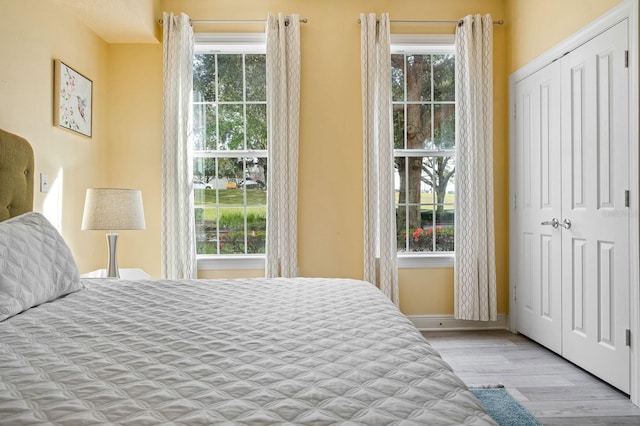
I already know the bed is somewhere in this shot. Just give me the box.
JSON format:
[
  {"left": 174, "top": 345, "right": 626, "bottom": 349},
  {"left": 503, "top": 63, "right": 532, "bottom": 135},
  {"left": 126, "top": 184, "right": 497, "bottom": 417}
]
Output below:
[{"left": 0, "top": 129, "right": 495, "bottom": 425}]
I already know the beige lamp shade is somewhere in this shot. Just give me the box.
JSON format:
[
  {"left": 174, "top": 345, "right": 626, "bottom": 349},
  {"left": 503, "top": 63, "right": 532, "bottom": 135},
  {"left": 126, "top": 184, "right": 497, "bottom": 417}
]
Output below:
[{"left": 81, "top": 188, "right": 146, "bottom": 231}]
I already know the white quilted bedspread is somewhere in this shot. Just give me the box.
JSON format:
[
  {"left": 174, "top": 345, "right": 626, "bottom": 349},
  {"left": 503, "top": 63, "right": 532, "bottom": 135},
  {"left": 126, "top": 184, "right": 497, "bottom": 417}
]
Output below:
[{"left": 0, "top": 278, "right": 496, "bottom": 425}]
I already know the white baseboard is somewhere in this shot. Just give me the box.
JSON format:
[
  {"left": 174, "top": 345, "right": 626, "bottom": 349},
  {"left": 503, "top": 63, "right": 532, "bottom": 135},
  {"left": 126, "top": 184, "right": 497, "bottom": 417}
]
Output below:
[{"left": 409, "top": 314, "right": 509, "bottom": 331}]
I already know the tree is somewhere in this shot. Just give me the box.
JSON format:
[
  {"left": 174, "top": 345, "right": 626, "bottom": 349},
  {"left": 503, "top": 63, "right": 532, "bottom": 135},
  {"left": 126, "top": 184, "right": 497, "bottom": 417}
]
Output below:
[
  {"left": 392, "top": 54, "right": 455, "bottom": 242},
  {"left": 193, "top": 53, "right": 268, "bottom": 185}
]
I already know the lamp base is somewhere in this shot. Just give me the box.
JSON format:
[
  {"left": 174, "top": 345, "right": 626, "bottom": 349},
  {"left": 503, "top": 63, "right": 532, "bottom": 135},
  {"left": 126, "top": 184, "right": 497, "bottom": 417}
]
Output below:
[{"left": 106, "top": 233, "right": 119, "bottom": 278}]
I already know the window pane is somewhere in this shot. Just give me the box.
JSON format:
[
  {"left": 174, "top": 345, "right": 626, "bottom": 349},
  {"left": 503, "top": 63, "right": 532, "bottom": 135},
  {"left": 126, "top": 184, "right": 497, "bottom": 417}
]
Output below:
[
  {"left": 427, "top": 148, "right": 455, "bottom": 209},
  {"left": 424, "top": 156, "right": 455, "bottom": 252},
  {"left": 193, "top": 157, "right": 217, "bottom": 188},
  {"left": 434, "top": 104, "right": 455, "bottom": 149},
  {"left": 195, "top": 206, "right": 218, "bottom": 254},
  {"left": 218, "top": 54, "right": 243, "bottom": 102},
  {"left": 391, "top": 54, "right": 405, "bottom": 102},
  {"left": 246, "top": 212, "right": 266, "bottom": 254},
  {"left": 393, "top": 105, "right": 405, "bottom": 149},
  {"left": 415, "top": 204, "right": 435, "bottom": 253},
  {"left": 193, "top": 54, "right": 217, "bottom": 102},
  {"left": 194, "top": 158, "right": 216, "bottom": 253},
  {"left": 397, "top": 227, "right": 409, "bottom": 253},
  {"left": 192, "top": 103, "right": 206, "bottom": 151},
  {"left": 246, "top": 54, "right": 266, "bottom": 102},
  {"left": 246, "top": 104, "right": 267, "bottom": 150},
  {"left": 218, "top": 208, "right": 245, "bottom": 254},
  {"left": 396, "top": 156, "right": 425, "bottom": 252},
  {"left": 218, "top": 157, "right": 243, "bottom": 183},
  {"left": 218, "top": 104, "right": 245, "bottom": 150},
  {"left": 244, "top": 157, "right": 267, "bottom": 254},
  {"left": 423, "top": 156, "right": 455, "bottom": 202},
  {"left": 433, "top": 54, "right": 455, "bottom": 102},
  {"left": 243, "top": 157, "right": 267, "bottom": 191},
  {"left": 406, "top": 104, "right": 432, "bottom": 149},
  {"left": 395, "top": 156, "right": 407, "bottom": 252},
  {"left": 434, "top": 205, "right": 454, "bottom": 252},
  {"left": 193, "top": 104, "right": 217, "bottom": 151},
  {"left": 406, "top": 54, "right": 431, "bottom": 102}
]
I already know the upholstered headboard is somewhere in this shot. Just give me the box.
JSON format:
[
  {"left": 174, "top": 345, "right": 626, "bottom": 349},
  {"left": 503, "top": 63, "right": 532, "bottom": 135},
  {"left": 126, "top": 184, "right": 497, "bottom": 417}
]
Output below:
[{"left": 0, "top": 129, "right": 34, "bottom": 222}]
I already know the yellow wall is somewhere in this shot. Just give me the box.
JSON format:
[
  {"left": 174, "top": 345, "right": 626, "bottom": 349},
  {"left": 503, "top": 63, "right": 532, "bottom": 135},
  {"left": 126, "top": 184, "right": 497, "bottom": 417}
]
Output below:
[
  {"left": 505, "top": 0, "right": 624, "bottom": 73},
  {"left": 106, "top": 45, "right": 163, "bottom": 276},
  {"left": 0, "top": 0, "right": 109, "bottom": 273}
]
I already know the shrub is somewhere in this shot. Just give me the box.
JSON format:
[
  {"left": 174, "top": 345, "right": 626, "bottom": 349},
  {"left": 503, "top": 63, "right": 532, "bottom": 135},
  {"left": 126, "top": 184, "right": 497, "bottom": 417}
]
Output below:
[
  {"left": 219, "top": 211, "right": 266, "bottom": 230},
  {"left": 398, "top": 225, "right": 455, "bottom": 252},
  {"left": 195, "top": 210, "right": 267, "bottom": 254},
  {"left": 219, "top": 230, "right": 266, "bottom": 254}
]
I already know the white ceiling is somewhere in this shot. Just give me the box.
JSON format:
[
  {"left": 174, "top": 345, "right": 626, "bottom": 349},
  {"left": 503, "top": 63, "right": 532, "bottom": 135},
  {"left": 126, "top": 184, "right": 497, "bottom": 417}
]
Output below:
[{"left": 55, "top": 0, "right": 160, "bottom": 44}]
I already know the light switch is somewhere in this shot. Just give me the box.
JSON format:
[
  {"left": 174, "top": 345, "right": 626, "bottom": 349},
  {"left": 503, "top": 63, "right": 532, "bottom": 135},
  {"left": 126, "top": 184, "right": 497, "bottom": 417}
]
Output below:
[{"left": 40, "top": 173, "right": 49, "bottom": 193}]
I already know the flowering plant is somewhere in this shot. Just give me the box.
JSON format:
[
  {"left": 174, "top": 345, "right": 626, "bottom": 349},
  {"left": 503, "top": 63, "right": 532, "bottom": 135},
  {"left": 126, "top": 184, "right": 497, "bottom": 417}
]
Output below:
[{"left": 399, "top": 225, "right": 455, "bottom": 252}]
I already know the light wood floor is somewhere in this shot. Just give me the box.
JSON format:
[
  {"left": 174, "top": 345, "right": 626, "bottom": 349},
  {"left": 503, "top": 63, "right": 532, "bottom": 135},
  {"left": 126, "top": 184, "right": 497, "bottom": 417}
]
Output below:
[{"left": 421, "top": 330, "right": 640, "bottom": 426}]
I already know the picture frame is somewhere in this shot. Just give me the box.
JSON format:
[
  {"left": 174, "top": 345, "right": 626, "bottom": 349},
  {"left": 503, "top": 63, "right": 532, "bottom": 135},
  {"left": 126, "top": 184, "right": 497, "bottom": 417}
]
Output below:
[{"left": 53, "top": 59, "right": 93, "bottom": 138}]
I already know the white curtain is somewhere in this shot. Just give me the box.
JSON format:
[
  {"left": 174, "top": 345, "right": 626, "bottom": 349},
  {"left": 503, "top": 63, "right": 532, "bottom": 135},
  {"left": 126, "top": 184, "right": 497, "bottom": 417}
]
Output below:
[
  {"left": 265, "top": 13, "right": 300, "bottom": 278},
  {"left": 454, "top": 14, "right": 497, "bottom": 321},
  {"left": 161, "top": 12, "right": 196, "bottom": 279},
  {"left": 360, "top": 13, "right": 399, "bottom": 305}
]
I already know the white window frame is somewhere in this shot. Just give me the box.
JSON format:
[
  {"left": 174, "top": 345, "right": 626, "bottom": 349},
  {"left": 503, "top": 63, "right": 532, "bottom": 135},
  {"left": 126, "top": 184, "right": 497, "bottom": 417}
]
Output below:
[
  {"left": 194, "top": 33, "right": 267, "bottom": 271},
  {"left": 391, "top": 34, "right": 456, "bottom": 269}
]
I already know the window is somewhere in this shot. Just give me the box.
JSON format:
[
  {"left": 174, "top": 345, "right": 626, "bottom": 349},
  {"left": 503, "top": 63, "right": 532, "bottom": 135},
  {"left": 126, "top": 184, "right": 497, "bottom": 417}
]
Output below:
[
  {"left": 192, "top": 35, "right": 267, "bottom": 263},
  {"left": 391, "top": 36, "right": 455, "bottom": 264}
]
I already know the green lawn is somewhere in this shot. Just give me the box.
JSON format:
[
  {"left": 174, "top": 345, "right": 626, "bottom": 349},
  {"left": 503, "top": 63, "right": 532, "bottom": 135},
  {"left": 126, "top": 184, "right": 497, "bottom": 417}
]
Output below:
[
  {"left": 194, "top": 188, "right": 266, "bottom": 205},
  {"left": 201, "top": 207, "right": 266, "bottom": 221},
  {"left": 194, "top": 188, "right": 455, "bottom": 220},
  {"left": 195, "top": 188, "right": 266, "bottom": 221}
]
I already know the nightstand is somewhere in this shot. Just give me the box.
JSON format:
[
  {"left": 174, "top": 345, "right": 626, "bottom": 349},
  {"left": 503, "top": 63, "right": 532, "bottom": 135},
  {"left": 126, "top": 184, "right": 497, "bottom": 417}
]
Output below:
[{"left": 80, "top": 268, "right": 151, "bottom": 280}]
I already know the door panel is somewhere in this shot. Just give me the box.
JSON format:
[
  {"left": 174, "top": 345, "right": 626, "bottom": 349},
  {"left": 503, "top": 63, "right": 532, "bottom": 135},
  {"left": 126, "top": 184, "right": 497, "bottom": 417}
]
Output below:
[
  {"left": 515, "top": 61, "right": 562, "bottom": 353},
  {"left": 560, "top": 19, "right": 630, "bottom": 393},
  {"left": 570, "top": 238, "right": 587, "bottom": 335}
]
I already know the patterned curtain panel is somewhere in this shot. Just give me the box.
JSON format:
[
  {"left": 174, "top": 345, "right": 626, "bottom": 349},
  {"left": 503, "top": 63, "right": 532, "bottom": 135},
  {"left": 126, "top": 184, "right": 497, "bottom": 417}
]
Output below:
[
  {"left": 161, "top": 13, "right": 196, "bottom": 279},
  {"left": 265, "top": 13, "right": 301, "bottom": 278},
  {"left": 360, "top": 13, "right": 399, "bottom": 305},
  {"left": 454, "top": 14, "right": 497, "bottom": 321}
]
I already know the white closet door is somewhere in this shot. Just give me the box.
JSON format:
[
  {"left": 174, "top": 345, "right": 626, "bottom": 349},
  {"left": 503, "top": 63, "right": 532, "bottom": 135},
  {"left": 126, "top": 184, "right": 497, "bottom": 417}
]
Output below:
[
  {"left": 560, "top": 19, "right": 630, "bottom": 393},
  {"left": 514, "top": 61, "right": 563, "bottom": 353}
]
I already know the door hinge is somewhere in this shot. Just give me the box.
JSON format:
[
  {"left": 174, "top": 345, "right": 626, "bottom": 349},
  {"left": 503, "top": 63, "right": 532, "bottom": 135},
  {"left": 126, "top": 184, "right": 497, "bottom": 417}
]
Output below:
[
  {"left": 625, "top": 50, "right": 629, "bottom": 68},
  {"left": 625, "top": 190, "right": 630, "bottom": 207},
  {"left": 626, "top": 329, "right": 631, "bottom": 347}
]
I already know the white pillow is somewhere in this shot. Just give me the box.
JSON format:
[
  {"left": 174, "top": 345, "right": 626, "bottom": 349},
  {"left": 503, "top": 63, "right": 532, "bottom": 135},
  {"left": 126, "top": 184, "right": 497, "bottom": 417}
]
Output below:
[{"left": 0, "top": 212, "right": 82, "bottom": 321}]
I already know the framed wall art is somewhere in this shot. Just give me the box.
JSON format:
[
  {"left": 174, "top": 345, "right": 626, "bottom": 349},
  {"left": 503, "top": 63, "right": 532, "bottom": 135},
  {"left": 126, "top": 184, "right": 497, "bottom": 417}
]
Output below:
[{"left": 53, "top": 59, "right": 93, "bottom": 138}]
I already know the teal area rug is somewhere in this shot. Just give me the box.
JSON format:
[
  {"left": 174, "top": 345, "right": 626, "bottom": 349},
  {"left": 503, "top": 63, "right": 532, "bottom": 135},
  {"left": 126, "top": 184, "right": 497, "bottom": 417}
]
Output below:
[{"left": 470, "top": 386, "right": 541, "bottom": 426}]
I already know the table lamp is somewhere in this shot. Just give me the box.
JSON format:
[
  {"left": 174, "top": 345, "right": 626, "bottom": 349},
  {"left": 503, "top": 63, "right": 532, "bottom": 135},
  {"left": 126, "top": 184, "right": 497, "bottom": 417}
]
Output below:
[{"left": 81, "top": 188, "right": 146, "bottom": 278}]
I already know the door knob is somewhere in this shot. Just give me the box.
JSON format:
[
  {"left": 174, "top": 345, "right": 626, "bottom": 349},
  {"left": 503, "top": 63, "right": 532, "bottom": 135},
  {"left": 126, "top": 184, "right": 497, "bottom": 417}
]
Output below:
[
  {"left": 559, "top": 219, "right": 571, "bottom": 229},
  {"left": 541, "top": 218, "right": 559, "bottom": 228}
]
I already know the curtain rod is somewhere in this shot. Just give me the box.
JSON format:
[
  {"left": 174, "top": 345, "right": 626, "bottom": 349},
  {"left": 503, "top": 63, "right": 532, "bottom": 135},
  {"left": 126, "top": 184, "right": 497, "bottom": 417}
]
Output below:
[
  {"left": 357, "top": 18, "right": 504, "bottom": 26},
  {"left": 158, "top": 17, "right": 308, "bottom": 25}
]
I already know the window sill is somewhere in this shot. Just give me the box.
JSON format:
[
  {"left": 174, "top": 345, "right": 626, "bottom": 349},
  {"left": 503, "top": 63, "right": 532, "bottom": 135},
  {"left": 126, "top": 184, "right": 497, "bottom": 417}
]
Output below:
[
  {"left": 197, "top": 255, "right": 265, "bottom": 271},
  {"left": 398, "top": 253, "right": 454, "bottom": 269},
  {"left": 197, "top": 254, "right": 453, "bottom": 270}
]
